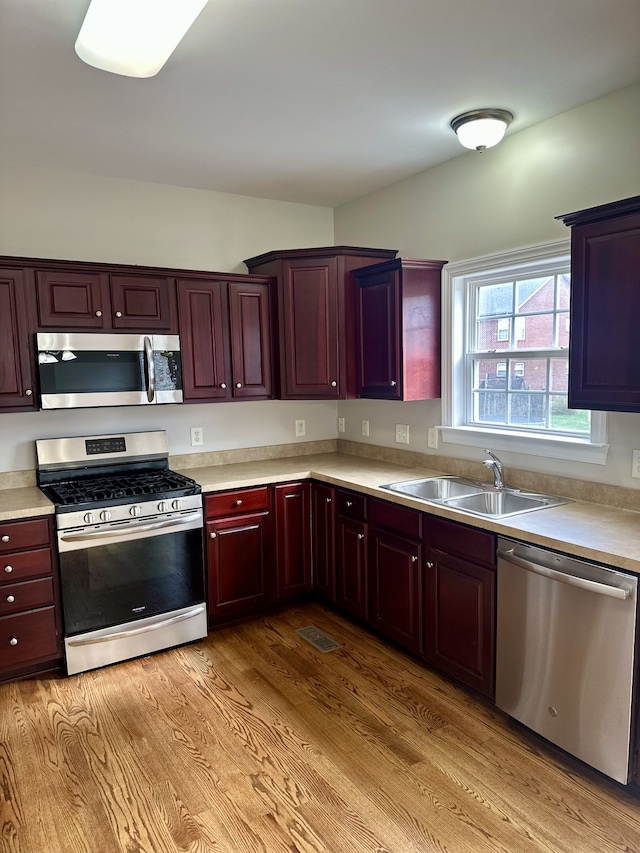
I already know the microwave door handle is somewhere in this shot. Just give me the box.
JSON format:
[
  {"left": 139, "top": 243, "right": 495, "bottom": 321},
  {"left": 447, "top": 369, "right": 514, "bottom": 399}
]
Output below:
[{"left": 144, "top": 336, "right": 155, "bottom": 402}]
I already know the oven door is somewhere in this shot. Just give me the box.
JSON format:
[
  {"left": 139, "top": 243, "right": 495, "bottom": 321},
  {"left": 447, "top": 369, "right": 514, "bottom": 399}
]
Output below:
[{"left": 57, "top": 511, "right": 204, "bottom": 638}]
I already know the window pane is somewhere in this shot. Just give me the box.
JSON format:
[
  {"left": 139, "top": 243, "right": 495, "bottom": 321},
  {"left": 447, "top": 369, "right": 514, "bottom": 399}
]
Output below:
[
  {"left": 508, "top": 392, "right": 546, "bottom": 428},
  {"left": 516, "top": 277, "right": 549, "bottom": 311},
  {"left": 477, "top": 317, "right": 510, "bottom": 349},
  {"left": 515, "top": 312, "right": 554, "bottom": 348},
  {"left": 474, "top": 357, "right": 508, "bottom": 390},
  {"left": 473, "top": 389, "right": 507, "bottom": 425},
  {"left": 550, "top": 395, "right": 590, "bottom": 434},
  {"left": 550, "top": 358, "right": 569, "bottom": 393},
  {"left": 478, "top": 283, "right": 512, "bottom": 317},
  {"left": 514, "top": 359, "right": 547, "bottom": 391},
  {"left": 557, "top": 274, "right": 571, "bottom": 309},
  {"left": 558, "top": 313, "right": 570, "bottom": 348}
]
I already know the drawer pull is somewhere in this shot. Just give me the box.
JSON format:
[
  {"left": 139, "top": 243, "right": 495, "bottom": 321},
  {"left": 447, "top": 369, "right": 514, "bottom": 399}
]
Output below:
[
  {"left": 209, "top": 531, "right": 217, "bottom": 539},
  {"left": 6, "top": 595, "right": 15, "bottom": 603},
  {"left": 95, "top": 310, "right": 102, "bottom": 317},
  {"left": 357, "top": 533, "right": 365, "bottom": 540},
  {"left": 1, "top": 535, "right": 9, "bottom": 543},
  {"left": 25, "top": 389, "right": 33, "bottom": 396},
  {"left": 4, "top": 565, "right": 13, "bottom": 573},
  {"left": 326, "top": 497, "right": 332, "bottom": 504},
  {"left": 390, "top": 380, "right": 397, "bottom": 387},
  {"left": 220, "top": 383, "right": 227, "bottom": 389},
  {"left": 234, "top": 499, "right": 243, "bottom": 506},
  {"left": 411, "top": 556, "right": 418, "bottom": 563},
  {"left": 346, "top": 501, "right": 353, "bottom": 508},
  {"left": 236, "top": 383, "right": 242, "bottom": 389},
  {"left": 115, "top": 311, "right": 123, "bottom": 317},
  {"left": 9, "top": 638, "right": 18, "bottom": 646},
  {"left": 426, "top": 561, "right": 434, "bottom": 568}
]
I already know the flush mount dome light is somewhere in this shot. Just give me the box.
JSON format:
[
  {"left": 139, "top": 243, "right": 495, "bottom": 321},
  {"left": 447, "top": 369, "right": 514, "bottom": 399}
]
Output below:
[
  {"left": 75, "top": 0, "right": 209, "bottom": 78},
  {"left": 450, "top": 109, "right": 514, "bottom": 152}
]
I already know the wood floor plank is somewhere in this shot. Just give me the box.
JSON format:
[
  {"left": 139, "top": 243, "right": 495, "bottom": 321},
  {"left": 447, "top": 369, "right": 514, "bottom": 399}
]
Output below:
[{"left": 2, "top": 602, "right": 640, "bottom": 853}]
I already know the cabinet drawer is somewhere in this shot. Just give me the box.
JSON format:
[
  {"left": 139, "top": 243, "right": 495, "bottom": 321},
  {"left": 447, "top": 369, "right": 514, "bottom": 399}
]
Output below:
[
  {"left": 336, "top": 489, "right": 367, "bottom": 520},
  {"left": 369, "top": 498, "right": 421, "bottom": 539},
  {"left": 0, "top": 607, "right": 58, "bottom": 666},
  {"left": 0, "top": 577, "right": 55, "bottom": 616},
  {"left": 0, "top": 518, "right": 51, "bottom": 554},
  {"left": 1, "top": 548, "right": 54, "bottom": 585},
  {"left": 427, "top": 517, "right": 496, "bottom": 568},
  {"left": 206, "top": 487, "right": 269, "bottom": 518}
]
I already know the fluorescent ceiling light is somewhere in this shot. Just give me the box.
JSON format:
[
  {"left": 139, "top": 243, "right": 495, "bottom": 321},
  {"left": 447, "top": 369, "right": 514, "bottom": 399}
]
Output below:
[
  {"left": 75, "top": 0, "right": 209, "bottom": 78},
  {"left": 450, "top": 109, "right": 514, "bottom": 152}
]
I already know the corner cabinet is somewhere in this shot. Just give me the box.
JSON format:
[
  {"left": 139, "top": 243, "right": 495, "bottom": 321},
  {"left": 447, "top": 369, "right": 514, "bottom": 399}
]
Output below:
[
  {"left": 244, "top": 246, "right": 397, "bottom": 399},
  {"left": 354, "top": 257, "right": 447, "bottom": 400},
  {"left": 274, "top": 482, "right": 311, "bottom": 600},
  {"left": 557, "top": 195, "right": 640, "bottom": 412},
  {"left": 177, "top": 275, "right": 273, "bottom": 402},
  {"left": 0, "top": 267, "right": 37, "bottom": 411}
]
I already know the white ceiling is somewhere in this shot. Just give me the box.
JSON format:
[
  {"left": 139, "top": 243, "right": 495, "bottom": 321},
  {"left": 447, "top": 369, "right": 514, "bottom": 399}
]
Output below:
[{"left": 1, "top": 0, "right": 639, "bottom": 207}]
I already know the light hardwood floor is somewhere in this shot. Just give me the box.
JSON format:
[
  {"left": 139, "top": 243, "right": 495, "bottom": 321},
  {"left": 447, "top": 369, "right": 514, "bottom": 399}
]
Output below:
[{"left": 1, "top": 603, "right": 639, "bottom": 852}]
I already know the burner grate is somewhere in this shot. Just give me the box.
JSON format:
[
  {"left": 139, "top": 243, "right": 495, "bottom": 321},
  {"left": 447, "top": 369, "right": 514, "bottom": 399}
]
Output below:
[{"left": 44, "top": 469, "right": 199, "bottom": 506}]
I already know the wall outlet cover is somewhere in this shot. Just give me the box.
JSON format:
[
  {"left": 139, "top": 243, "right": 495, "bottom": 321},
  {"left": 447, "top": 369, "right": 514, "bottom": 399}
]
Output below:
[
  {"left": 295, "top": 419, "right": 306, "bottom": 437},
  {"left": 632, "top": 450, "right": 640, "bottom": 479},
  {"left": 338, "top": 417, "right": 345, "bottom": 433},
  {"left": 190, "top": 427, "right": 204, "bottom": 447},
  {"left": 361, "top": 420, "right": 370, "bottom": 437},
  {"left": 428, "top": 428, "right": 439, "bottom": 449},
  {"left": 395, "top": 424, "right": 409, "bottom": 444}
]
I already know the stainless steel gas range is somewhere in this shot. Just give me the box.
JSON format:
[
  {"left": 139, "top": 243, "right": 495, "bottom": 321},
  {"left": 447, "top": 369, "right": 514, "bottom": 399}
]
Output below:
[{"left": 36, "top": 431, "right": 207, "bottom": 675}]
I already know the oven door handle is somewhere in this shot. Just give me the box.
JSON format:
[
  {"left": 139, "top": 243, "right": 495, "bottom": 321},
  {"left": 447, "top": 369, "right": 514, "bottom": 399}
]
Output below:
[
  {"left": 144, "top": 335, "right": 155, "bottom": 403},
  {"left": 66, "top": 605, "right": 206, "bottom": 647},
  {"left": 60, "top": 512, "right": 202, "bottom": 542}
]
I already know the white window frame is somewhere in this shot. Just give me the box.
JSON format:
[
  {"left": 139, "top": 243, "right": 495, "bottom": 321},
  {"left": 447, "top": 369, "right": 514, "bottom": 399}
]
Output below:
[{"left": 440, "top": 240, "right": 609, "bottom": 465}]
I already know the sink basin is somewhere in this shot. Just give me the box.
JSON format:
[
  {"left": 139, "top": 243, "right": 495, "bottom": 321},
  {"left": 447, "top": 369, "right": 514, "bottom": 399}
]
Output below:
[
  {"left": 380, "top": 476, "right": 572, "bottom": 518},
  {"left": 382, "top": 476, "right": 483, "bottom": 501}
]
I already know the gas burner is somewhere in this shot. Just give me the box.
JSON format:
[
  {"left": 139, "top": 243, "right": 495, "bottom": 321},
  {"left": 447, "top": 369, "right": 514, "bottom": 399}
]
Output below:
[{"left": 43, "top": 469, "right": 200, "bottom": 508}]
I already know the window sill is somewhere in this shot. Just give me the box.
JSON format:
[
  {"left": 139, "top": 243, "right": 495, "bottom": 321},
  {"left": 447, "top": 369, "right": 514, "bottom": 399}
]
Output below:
[{"left": 439, "top": 425, "right": 609, "bottom": 465}]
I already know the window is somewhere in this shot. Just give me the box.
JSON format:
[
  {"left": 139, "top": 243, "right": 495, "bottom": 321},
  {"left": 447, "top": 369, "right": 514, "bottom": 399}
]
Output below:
[{"left": 440, "top": 241, "right": 608, "bottom": 464}]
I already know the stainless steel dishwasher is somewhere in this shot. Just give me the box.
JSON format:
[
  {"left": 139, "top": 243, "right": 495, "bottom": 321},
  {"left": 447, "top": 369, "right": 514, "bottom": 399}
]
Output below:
[{"left": 496, "top": 537, "right": 638, "bottom": 784}]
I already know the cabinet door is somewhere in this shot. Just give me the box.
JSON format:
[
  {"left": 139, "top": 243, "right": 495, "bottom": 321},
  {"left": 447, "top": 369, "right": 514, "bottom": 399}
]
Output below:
[
  {"left": 228, "top": 281, "right": 273, "bottom": 399},
  {"left": 424, "top": 549, "right": 495, "bottom": 699},
  {"left": 569, "top": 212, "right": 640, "bottom": 411},
  {"left": 0, "top": 269, "right": 36, "bottom": 410},
  {"left": 336, "top": 516, "right": 368, "bottom": 621},
  {"left": 36, "top": 269, "right": 110, "bottom": 328},
  {"left": 178, "top": 279, "right": 231, "bottom": 401},
  {"left": 311, "top": 483, "right": 335, "bottom": 601},
  {"left": 369, "top": 529, "right": 421, "bottom": 654},
  {"left": 110, "top": 274, "right": 176, "bottom": 331},
  {"left": 206, "top": 512, "right": 272, "bottom": 625},
  {"left": 274, "top": 482, "right": 311, "bottom": 600},
  {"left": 281, "top": 258, "right": 340, "bottom": 398},
  {"left": 357, "top": 270, "right": 401, "bottom": 399}
]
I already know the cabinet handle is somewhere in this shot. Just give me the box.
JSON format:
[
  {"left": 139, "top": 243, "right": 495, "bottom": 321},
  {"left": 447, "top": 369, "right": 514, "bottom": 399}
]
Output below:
[
  {"left": 1, "top": 535, "right": 10, "bottom": 543},
  {"left": 236, "top": 383, "right": 242, "bottom": 388},
  {"left": 326, "top": 497, "right": 332, "bottom": 504},
  {"left": 389, "top": 380, "right": 397, "bottom": 387},
  {"left": 346, "top": 501, "right": 353, "bottom": 507},
  {"left": 25, "top": 389, "right": 33, "bottom": 396},
  {"left": 9, "top": 638, "right": 18, "bottom": 646},
  {"left": 95, "top": 310, "right": 102, "bottom": 317},
  {"left": 6, "top": 595, "right": 15, "bottom": 603},
  {"left": 234, "top": 499, "right": 243, "bottom": 506},
  {"left": 115, "top": 311, "right": 123, "bottom": 318},
  {"left": 331, "top": 381, "right": 337, "bottom": 387},
  {"left": 220, "top": 383, "right": 227, "bottom": 389},
  {"left": 357, "top": 533, "right": 364, "bottom": 540},
  {"left": 426, "top": 561, "right": 434, "bottom": 568},
  {"left": 4, "top": 566, "right": 12, "bottom": 573},
  {"left": 209, "top": 531, "right": 217, "bottom": 539},
  {"left": 411, "top": 556, "right": 418, "bottom": 563}
]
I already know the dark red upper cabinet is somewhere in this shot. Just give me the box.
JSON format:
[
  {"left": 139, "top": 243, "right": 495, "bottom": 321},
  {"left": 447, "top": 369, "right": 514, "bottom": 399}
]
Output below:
[
  {"left": 354, "top": 257, "right": 447, "bottom": 400},
  {"left": 35, "top": 269, "right": 110, "bottom": 328},
  {"left": 557, "top": 196, "right": 640, "bottom": 412},
  {"left": 228, "top": 280, "right": 272, "bottom": 399},
  {"left": 177, "top": 278, "right": 231, "bottom": 401},
  {"left": 244, "top": 247, "right": 397, "bottom": 399},
  {"left": 110, "top": 274, "right": 176, "bottom": 331},
  {"left": 0, "top": 268, "right": 37, "bottom": 410}
]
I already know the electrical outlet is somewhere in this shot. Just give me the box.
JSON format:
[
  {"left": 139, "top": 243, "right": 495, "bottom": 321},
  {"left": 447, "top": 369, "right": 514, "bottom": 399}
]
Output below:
[
  {"left": 632, "top": 450, "right": 640, "bottom": 479},
  {"left": 428, "top": 428, "right": 439, "bottom": 449},
  {"left": 338, "top": 417, "right": 345, "bottom": 433},
  {"left": 190, "top": 427, "right": 204, "bottom": 447},
  {"left": 361, "top": 420, "right": 369, "bottom": 437},
  {"left": 295, "top": 419, "right": 306, "bottom": 437},
  {"left": 395, "top": 423, "right": 410, "bottom": 445}
]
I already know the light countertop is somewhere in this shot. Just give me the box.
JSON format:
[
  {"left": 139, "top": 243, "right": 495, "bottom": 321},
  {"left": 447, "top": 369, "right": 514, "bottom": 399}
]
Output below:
[{"left": 3, "top": 452, "right": 640, "bottom": 575}]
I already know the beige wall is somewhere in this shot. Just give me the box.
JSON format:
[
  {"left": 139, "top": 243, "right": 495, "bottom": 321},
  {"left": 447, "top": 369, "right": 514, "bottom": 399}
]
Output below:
[
  {"left": 334, "top": 83, "right": 640, "bottom": 487},
  {"left": 0, "top": 164, "right": 335, "bottom": 472}
]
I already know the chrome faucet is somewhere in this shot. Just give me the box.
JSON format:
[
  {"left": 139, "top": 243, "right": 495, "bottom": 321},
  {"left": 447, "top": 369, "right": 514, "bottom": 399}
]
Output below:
[{"left": 483, "top": 449, "right": 504, "bottom": 489}]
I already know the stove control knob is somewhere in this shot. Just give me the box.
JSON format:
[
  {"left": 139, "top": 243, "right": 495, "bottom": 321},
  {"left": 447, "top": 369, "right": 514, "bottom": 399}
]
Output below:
[
  {"left": 129, "top": 505, "right": 142, "bottom": 517},
  {"left": 99, "top": 510, "right": 111, "bottom": 522},
  {"left": 171, "top": 499, "right": 182, "bottom": 510},
  {"left": 83, "top": 512, "right": 96, "bottom": 524},
  {"left": 158, "top": 501, "right": 168, "bottom": 512}
]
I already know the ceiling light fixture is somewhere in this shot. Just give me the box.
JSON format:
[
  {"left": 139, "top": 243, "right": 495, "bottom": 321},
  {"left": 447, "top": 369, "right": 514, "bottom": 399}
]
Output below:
[
  {"left": 450, "top": 109, "right": 514, "bottom": 152},
  {"left": 75, "top": 0, "right": 209, "bottom": 78}
]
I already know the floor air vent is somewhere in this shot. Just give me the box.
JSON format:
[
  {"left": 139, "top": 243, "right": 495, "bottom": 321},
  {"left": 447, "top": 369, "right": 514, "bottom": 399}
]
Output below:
[{"left": 296, "top": 625, "right": 342, "bottom": 653}]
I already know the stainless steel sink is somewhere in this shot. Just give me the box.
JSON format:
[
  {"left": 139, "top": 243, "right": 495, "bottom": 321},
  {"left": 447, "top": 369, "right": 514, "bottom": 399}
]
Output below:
[{"left": 380, "top": 476, "right": 572, "bottom": 518}]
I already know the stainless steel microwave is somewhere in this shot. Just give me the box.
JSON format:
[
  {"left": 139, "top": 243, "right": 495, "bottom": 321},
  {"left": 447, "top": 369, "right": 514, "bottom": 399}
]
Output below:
[{"left": 36, "top": 333, "right": 183, "bottom": 409}]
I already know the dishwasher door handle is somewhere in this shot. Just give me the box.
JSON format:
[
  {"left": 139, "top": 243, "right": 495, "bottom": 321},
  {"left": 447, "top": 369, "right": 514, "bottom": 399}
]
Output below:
[{"left": 497, "top": 547, "right": 630, "bottom": 600}]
